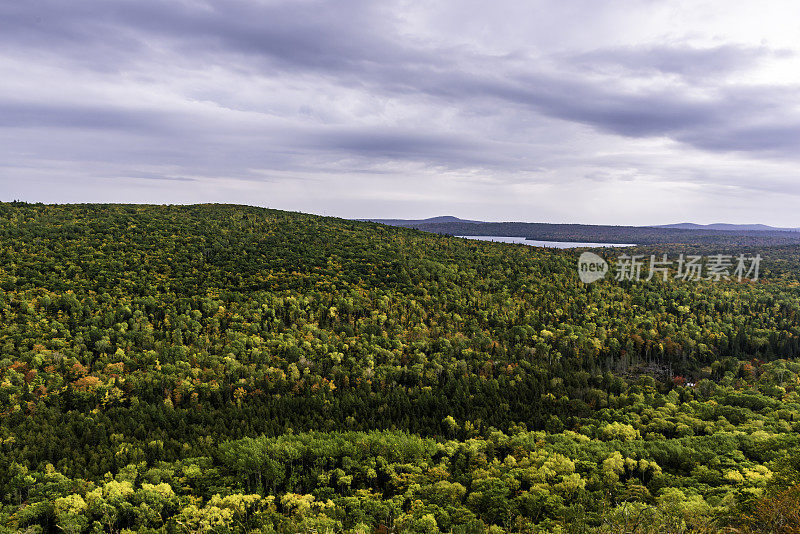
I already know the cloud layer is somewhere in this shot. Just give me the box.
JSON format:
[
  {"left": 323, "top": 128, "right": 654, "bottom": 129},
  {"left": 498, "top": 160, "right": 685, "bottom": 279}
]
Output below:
[{"left": 3, "top": 0, "right": 800, "bottom": 224}]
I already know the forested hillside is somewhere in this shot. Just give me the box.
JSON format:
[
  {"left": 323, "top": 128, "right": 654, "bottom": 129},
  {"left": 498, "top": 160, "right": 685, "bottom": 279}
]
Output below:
[{"left": 2, "top": 203, "right": 800, "bottom": 532}]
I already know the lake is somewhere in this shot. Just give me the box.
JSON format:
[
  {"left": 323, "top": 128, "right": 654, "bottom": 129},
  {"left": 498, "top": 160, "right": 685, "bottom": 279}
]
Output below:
[{"left": 456, "top": 235, "right": 636, "bottom": 248}]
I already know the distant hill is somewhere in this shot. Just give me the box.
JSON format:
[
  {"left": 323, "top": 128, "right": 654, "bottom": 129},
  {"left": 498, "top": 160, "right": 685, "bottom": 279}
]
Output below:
[
  {"left": 359, "top": 215, "right": 484, "bottom": 226},
  {"left": 654, "top": 223, "right": 800, "bottom": 232},
  {"left": 359, "top": 216, "right": 800, "bottom": 246},
  {"left": 361, "top": 217, "right": 800, "bottom": 233}
]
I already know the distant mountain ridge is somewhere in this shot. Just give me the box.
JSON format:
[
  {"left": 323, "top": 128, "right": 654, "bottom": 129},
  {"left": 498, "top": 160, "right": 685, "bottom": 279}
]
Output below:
[
  {"left": 359, "top": 216, "right": 484, "bottom": 225},
  {"left": 357, "top": 216, "right": 800, "bottom": 246},
  {"left": 654, "top": 222, "right": 800, "bottom": 232},
  {"left": 362, "top": 217, "right": 800, "bottom": 233}
]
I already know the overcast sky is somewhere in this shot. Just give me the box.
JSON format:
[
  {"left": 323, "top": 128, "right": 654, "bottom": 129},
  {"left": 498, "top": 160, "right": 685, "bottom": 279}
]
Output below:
[{"left": 3, "top": 0, "right": 800, "bottom": 225}]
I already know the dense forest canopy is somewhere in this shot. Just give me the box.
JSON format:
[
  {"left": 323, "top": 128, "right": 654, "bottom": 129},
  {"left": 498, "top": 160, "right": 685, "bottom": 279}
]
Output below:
[{"left": 2, "top": 203, "right": 800, "bottom": 533}]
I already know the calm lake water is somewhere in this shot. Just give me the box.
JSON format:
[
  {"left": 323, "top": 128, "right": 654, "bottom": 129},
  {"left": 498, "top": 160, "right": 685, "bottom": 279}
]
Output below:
[{"left": 456, "top": 236, "right": 636, "bottom": 248}]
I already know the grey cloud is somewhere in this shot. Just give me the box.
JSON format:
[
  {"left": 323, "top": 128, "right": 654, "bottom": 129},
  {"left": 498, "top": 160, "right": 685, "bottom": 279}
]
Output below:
[
  {"left": 3, "top": 0, "right": 800, "bottom": 222},
  {"left": 310, "top": 129, "right": 487, "bottom": 165},
  {"left": 566, "top": 44, "right": 791, "bottom": 78},
  {"left": 1, "top": 0, "right": 423, "bottom": 73},
  {"left": 0, "top": 102, "right": 173, "bottom": 132},
  {"left": 679, "top": 123, "right": 800, "bottom": 153},
  {"left": 120, "top": 171, "right": 197, "bottom": 182},
  {"left": 4, "top": 0, "right": 799, "bottom": 161}
]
